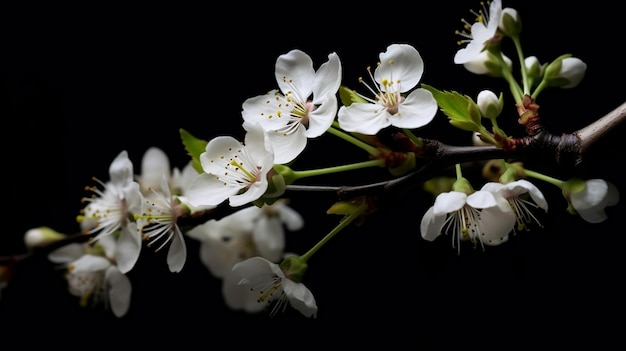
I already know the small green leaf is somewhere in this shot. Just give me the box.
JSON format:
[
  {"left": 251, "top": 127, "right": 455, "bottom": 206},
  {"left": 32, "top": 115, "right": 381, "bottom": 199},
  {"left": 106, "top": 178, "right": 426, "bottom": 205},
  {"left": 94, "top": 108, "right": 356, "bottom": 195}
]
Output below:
[
  {"left": 179, "top": 128, "right": 208, "bottom": 174},
  {"left": 339, "top": 86, "right": 367, "bottom": 107},
  {"left": 422, "top": 84, "right": 482, "bottom": 132}
]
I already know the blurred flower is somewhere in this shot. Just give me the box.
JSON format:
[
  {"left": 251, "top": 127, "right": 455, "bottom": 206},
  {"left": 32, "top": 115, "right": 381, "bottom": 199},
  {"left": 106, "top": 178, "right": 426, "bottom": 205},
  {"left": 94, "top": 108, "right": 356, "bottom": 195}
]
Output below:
[
  {"left": 48, "top": 235, "right": 132, "bottom": 318},
  {"left": 186, "top": 199, "right": 303, "bottom": 278},
  {"left": 222, "top": 256, "right": 317, "bottom": 318},
  {"left": 564, "top": 179, "right": 619, "bottom": 223},
  {"left": 24, "top": 226, "right": 66, "bottom": 250}
]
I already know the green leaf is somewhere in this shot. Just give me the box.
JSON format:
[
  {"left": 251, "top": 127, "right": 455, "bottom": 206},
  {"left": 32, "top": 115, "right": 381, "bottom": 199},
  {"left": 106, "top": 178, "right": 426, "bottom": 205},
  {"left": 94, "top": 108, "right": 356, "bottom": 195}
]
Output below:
[
  {"left": 422, "top": 84, "right": 482, "bottom": 132},
  {"left": 339, "top": 86, "right": 367, "bottom": 107},
  {"left": 179, "top": 128, "right": 208, "bottom": 174}
]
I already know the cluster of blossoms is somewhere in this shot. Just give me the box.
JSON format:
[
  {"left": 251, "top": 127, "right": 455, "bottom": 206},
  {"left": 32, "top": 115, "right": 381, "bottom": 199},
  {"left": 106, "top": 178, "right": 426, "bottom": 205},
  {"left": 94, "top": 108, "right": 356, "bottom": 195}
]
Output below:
[{"left": 4, "top": 0, "right": 620, "bottom": 318}]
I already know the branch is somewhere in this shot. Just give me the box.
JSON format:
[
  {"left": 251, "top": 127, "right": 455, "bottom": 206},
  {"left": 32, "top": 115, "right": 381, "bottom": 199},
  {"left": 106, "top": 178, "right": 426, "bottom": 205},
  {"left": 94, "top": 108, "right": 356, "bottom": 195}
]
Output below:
[
  {"left": 575, "top": 100, "right": 626, "bottom": 154},
  {"left": 286, "top": 99, "right": 626, "bottom": 202}
]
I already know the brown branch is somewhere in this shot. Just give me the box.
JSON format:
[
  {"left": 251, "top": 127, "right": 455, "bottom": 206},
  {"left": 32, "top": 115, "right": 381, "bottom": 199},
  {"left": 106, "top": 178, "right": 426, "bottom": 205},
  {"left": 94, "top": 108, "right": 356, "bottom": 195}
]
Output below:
[{"left": 575, "top": 100, "right": 626, "bottom": 154}]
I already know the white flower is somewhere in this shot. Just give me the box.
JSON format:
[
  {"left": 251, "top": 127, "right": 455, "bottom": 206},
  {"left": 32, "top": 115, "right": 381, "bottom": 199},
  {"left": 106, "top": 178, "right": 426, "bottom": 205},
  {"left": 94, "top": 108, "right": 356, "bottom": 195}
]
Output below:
[
  {"left": 242, "top": 49, "right": 342, "bottom": 164},
  {"left": 186, "top": 207, "right": 256, "bottom": 278},
  {"left": 454, "top": 0, "right": 503, "bottom": 64},
  {"left": 80, "top": 150, "right": 143, "bottom": 274},
  {"left": 186, "top": 199, "right": 303, "bottom": 278},
  {"left": 222, "top": 256, "right": 317, "bottom": 318},
  {"left": 48, "top": 235, "right": 132, "bottom": 318},
  {"left": 481, "top": 180, "right": 548, "bottom": 233},
  {"left": 186, "top": 122, "right": 275, "bottom": 208},
  {"left": 135, "top": 174, "right": 188, "bottom": 273},
  {"left": 568, "top": 179, "right": 619, "bottom": 223},
  {"left": 420, "top": 189, "right": 515, "bottom": 253},
  {"left": 337, "top": 43, "right": 437, "bottom": 135}
]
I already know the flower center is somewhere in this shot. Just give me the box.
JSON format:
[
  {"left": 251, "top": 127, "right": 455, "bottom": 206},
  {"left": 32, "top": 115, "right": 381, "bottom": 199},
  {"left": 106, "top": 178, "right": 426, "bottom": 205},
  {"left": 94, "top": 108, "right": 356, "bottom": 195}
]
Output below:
[{"left": 357, "top": 64, "right": 404, "bottom": 115}]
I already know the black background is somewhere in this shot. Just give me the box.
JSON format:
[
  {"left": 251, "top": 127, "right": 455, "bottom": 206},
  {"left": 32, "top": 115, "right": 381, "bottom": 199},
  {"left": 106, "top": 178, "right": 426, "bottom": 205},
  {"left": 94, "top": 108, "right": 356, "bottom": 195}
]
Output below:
[{"left": 2, "top": 1, "right": 625, "bottom": 348}]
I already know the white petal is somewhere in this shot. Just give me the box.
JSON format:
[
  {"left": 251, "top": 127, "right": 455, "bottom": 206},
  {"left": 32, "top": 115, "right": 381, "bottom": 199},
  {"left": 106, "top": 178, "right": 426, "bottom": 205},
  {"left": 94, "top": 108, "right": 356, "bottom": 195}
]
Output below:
[
  {"left": 278, "top": 205, "right": 304, "bottom": 231},
  {"left": 275, "top": 49, "right": 315, "bottom": 102},
  {"left": 433, "top": 192, "right": 467, "bottom": 215},
  {"left": 115, "top": 223, "right": 142, "bottom": 274},
  {"left": 337, "top": 103, "right": 392, "bottom": 135},
  {"left": 222, "top": 257, "right": 275, "bottom": 313},
  {"left": 312, "top": 52, "right": 342, "bottom": 100},
  {"left": 375, "top": 44, "right": 423, "bottom": 92},
  {"left": 282, "top": 279, "right": 318, "bottom": 318},
  {"left": 106, "top": 266, "right": 131, "bottom": 318},
  {"left": 140, "top": 147, "right": 170, "bottom": 191},
  {"left": 478, "top": 201, "right": 515, "bottom": 246},
  {"left": 187, "top": 173, "right": 238, "bottom": 207},
  {"left": 466, "top": 190, "right": 497, "bottom": 209},
  {"left": 242, "top": 92, "right": 291, "bottom": 130},
  {"left": 253, "top": 216, "right": 285, "bottom": 262},
  {"left": 420, "top": 206, "right": 446, "bottom": 241},
  {"left": 571, "top": 179, "right": 607, "bottom": 211},
  {"left": 512, "top": 179, "right": 548, "bottom": 211},
  {"left": 109, "top": 150, "right": 134, "bottom": 186},
  {"left": 390, "top": 89, "right": 437, "bottom": 129},
  {"left": 265, "top": 124, "right": 307, "bottom": 165},
  {"left": 71, "top": 254, "right": 111, "bottom": 272},
  {"left": 48, "top": 243, "right": 84, "bottom": 263},
  {"left": 243, "top": 121, "right": 274, "bottom": 161},
  {"left": 306, "top": 95, "right": 337, "bottom": 138},
  {"left": 167, "top": 228, "right": 186, "bottom": 273}
]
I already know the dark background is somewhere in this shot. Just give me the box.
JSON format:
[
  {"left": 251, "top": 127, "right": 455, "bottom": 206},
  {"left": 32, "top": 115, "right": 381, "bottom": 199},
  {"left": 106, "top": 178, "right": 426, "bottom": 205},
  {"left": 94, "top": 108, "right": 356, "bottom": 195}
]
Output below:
[{"left": 2, "top": 1, "right": 625, "bottom": 347}]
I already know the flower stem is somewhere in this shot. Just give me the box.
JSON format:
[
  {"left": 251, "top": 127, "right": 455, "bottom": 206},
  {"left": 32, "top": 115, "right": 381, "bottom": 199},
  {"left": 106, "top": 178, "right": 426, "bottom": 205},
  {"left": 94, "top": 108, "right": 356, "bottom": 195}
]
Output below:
[
  {"left": 327, "top": 124, "right": 379, "bottom": 155},
  {"left": 523, "top": 168, "right": 564, "bottom": 188},
  {"left": 288, "top": 159, "right": 386, "bottom": 182},
  {"left": 299, "top": 202, "right": 368, "bottom": 263}
]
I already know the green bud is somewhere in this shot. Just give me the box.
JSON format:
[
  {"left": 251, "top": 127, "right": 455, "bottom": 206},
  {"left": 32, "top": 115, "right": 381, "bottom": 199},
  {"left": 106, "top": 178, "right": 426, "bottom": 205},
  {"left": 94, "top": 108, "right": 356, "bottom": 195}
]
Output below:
[
  {"left": 272, "top": 164, "right": 298, "bottom": 185},
  {"left": 499, "top": 7, "right": 521, "bottom": 38},
  {"left": 452, "top": 177, "right": 474, "bottom": 195},
  {"left": 279, "top": 256, "right": 308, "bottom": 283},
  {"left": 524, "top": 56, "right": 545, "bottom": 89},
  {"left": 476, "top": 90, "right": 503, "bottom": 119}
]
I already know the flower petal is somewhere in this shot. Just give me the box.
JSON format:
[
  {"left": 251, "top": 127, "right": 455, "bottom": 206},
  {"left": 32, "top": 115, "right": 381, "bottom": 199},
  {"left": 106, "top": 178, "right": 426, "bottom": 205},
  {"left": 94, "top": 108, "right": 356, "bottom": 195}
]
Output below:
[
  {"left": 115, "top": 223, "right": 142, "bottom": 274},
  {"left": 282, "top": 279, "right": 318, "bottom": 318},
  {"left": 390, "top": 88, "right": 437, "bottom": 129},
  {"left": 376, "top": 44, "right": 423, "bottom": 92},
  {"left": 106, "top": 266, "right": 132, "bottom": 318},
  {"left": 337, "top": 103, "right": 391, "bottom": 135},
  {"left": 433, "top": 191, "right": 467, "bottom": 215}
]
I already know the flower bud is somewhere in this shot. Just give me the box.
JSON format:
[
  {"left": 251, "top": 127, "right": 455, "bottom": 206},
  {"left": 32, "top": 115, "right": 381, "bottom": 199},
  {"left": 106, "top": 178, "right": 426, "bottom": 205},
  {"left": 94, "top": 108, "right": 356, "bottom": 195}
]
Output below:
[
  {"left": 476, "top": 90, "right": 503, "bottom": 119},
  {"left": 463, "top": 50, "right": 512, "bottom": 77},
  {"left": 499, "top": 7, "right": 521, "bottom": 38},
  {"left": 524, "top": 56, "right": 545, "bottom": 88},
  {"left": 24, "top": 227, "right": 66, "bottom": 249},
  {"left": 543, "top": 55, "right": 587, "bottom": 88}
]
